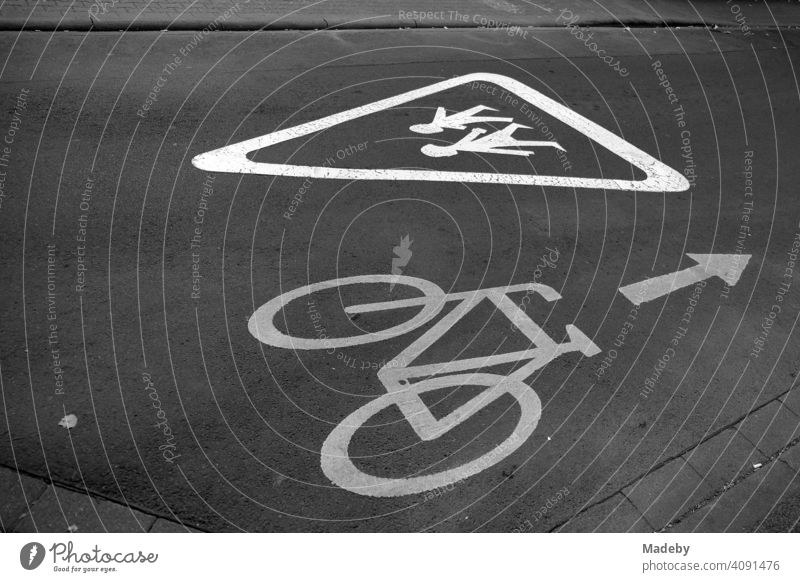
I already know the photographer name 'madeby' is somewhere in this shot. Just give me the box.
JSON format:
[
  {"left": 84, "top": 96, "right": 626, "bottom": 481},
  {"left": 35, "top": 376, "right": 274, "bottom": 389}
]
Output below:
[{"left": 643, "top": 543, "right": 690, "bottom": 557}]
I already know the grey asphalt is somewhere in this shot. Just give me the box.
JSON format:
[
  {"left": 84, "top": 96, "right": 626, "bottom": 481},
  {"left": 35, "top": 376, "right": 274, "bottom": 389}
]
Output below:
[{"left": 1, "top": 25, "right": 799, "bottom": 532}]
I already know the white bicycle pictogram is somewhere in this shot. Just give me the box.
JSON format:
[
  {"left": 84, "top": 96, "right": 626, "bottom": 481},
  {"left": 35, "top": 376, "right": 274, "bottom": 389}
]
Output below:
[{"left": 249, "top": 275, "right": 601, "bottom": 497}]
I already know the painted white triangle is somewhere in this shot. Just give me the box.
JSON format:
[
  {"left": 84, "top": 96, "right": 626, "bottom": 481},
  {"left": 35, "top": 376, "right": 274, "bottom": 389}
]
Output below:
[{"left": 192, "top": 72, "right": 690, "bottom": 193}]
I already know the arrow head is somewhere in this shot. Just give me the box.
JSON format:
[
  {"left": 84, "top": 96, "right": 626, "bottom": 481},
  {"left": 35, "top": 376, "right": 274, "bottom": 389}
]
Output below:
[{"left": 686, "top": 253, "right": 751, "bottom": 286}]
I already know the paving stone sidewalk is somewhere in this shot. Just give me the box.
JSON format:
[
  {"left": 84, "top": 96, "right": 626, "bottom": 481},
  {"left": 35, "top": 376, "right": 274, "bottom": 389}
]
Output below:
[
  {"left": 0, "top": 465, "right": 203, "bottom": 533},
  {"left": 556, "top": 385, "right": 800, "bottom": 533}
]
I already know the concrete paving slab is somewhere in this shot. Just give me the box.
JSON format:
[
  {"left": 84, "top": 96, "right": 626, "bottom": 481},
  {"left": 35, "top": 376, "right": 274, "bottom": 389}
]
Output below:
[
  {"left": 737, "top": 401, "right": 800, "bottom": 457},
  {"left": 754, "top": 466, "right": 800, "bottom": 532},
  {"left": 623, "top": 458, "right": 715, "bottom": 529},
  {"left": 683, "top": 429, "right": 767, "bottom": 491},
  {"left": 556, "top": 494, "right": 652, "bottom": 532},
  {"left": 669, "top": 461, "right": 800, "bottom": 532},
  {"left": 777, "top": 441, "right": 800, "bottom": 472},
  {"left": 11, "top": 486, "right": 156, "bottom": 533},
  {"left": 780, "top": 386, "right": 800, "bottom": 416},
  {"left": 0, "top": 466, "right": 48, "bottom": 532},
  {"left": 148, "top": 517, "right": 204, "bottom": 533}
]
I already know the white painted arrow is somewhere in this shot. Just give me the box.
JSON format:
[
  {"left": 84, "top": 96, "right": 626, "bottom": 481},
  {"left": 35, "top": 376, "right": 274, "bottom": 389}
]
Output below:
[{"left": 619, "top": 253, "right": 752, "bottom": 306}]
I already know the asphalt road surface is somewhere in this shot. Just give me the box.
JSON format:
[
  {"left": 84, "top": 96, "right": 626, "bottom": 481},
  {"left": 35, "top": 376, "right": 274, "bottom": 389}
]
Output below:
[{"left": 1, "top": 26, "right": 799, "bottom": 532}]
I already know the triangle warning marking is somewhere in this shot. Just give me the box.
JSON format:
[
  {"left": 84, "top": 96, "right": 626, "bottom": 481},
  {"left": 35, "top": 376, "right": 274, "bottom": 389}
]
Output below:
[{"left": 192, "top": 73, "right": 690, "bottom": 193}]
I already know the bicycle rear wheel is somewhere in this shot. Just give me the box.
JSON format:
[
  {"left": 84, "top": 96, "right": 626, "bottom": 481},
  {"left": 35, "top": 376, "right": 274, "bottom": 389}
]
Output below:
[{"left": 248, "top": 274, "right": 446, "bottom": 350}]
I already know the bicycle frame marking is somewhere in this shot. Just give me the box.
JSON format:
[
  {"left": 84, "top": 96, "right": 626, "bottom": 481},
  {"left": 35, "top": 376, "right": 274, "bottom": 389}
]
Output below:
[{"left": 249, "top": 275, "right": 601, "bottom": 497}]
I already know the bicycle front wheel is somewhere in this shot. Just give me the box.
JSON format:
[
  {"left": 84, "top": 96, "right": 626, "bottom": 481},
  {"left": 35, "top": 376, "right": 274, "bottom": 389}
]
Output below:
[{"left": 320, "top": 373, "right": 541, "bottom": 497}]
